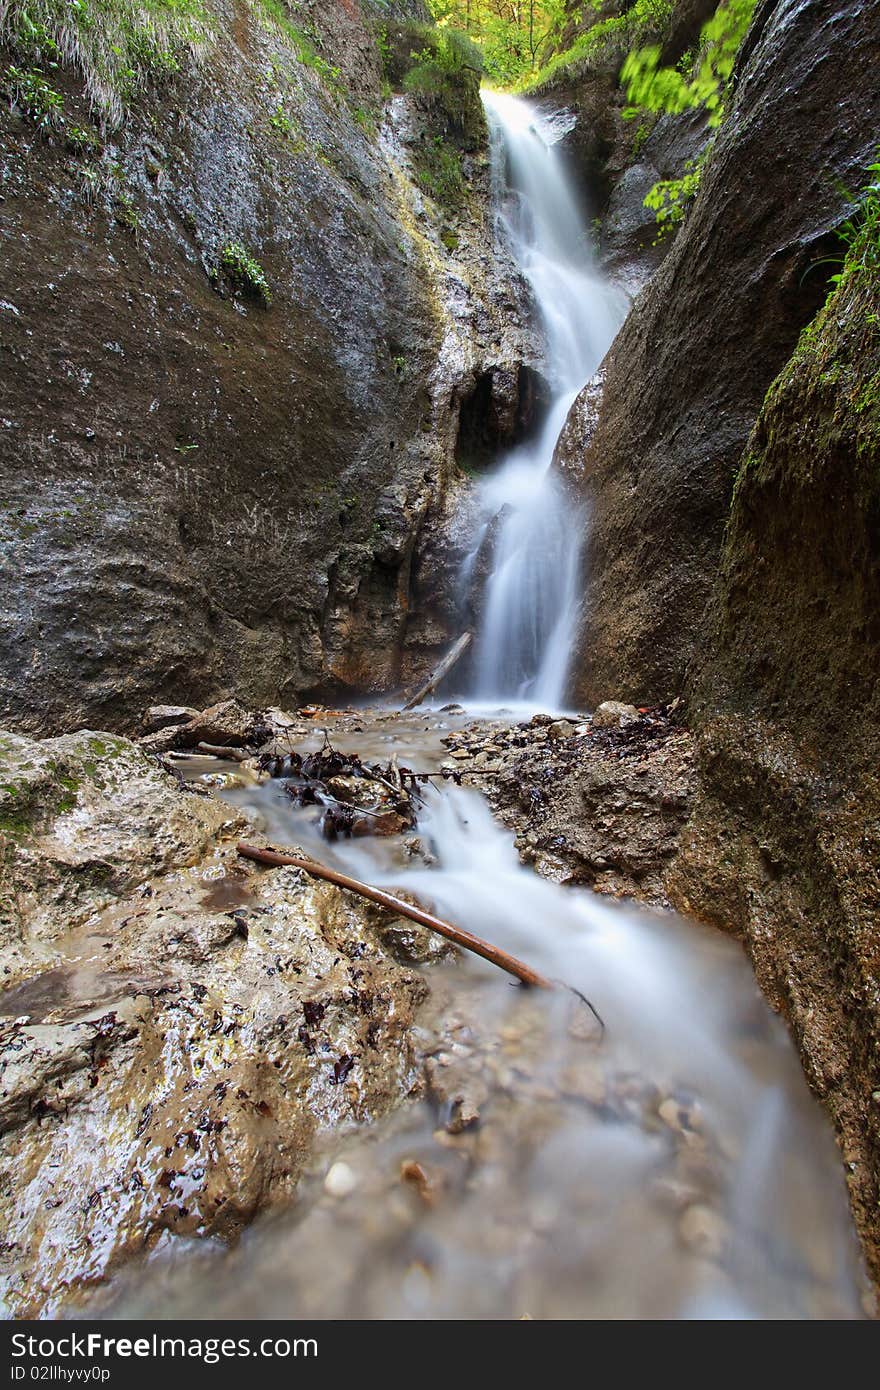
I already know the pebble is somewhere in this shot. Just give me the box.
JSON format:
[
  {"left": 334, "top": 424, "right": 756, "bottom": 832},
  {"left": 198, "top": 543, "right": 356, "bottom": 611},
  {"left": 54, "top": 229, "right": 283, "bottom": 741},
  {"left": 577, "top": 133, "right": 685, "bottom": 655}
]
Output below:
[
  {"left": 678, "top": 1203, "right": 728, "bottom": 1259},
  {"left": 547, "top": 720, "right": 576, "bottom": 741},
  {"left": 658, "top": 1096, "right": 702, "bottom": 1134},
  {"left": 323, "top": 1161, "right": 358, "bottom": 1199}
]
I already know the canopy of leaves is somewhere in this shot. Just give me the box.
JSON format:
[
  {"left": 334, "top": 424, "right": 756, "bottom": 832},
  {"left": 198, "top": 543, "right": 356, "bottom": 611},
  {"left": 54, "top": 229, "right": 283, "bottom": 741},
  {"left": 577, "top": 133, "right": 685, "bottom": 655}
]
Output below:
[{"left": 426, "top": 0, "right": 572, "bottom": 86}]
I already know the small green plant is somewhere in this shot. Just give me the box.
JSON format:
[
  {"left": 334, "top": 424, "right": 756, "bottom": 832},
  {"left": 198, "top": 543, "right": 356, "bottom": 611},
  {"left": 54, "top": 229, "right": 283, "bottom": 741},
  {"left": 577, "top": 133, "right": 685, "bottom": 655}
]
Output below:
[
  {"left": 216, "top": 241, "right": 272, "bottom": 306},
  {"left": 644, "top": 157, "right": 704, "bottom": 239},
  {"left": 415, "top": 135, "right": 465, "bottom": 212},
  {"left": 834, "top": 155, "right": 880, "bottom": 285},
  {"left": 114, "top": 191, "right": 141, "bottom": 236},
  {"left": 269, "top": 101, "right": 295, "bottom": 136},
  {"left": 630, "top": 114, "right": 656, "bottom": 158},
  {"left": 65, "top": 121, "right": 100, "bottom": 153},
  {"left": 1, "top": 0, "right": 213, "bottom": 125},
  {"left": 440, "top": 226, "right": 460, "bottom": 253},
  {"left": 4, "top": 64, "right": 64, "bottom": 129}
]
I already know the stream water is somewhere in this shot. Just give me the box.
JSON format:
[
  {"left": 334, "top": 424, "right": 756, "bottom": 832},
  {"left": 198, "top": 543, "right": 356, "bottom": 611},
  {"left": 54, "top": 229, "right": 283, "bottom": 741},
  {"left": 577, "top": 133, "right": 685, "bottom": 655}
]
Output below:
[
  {"left": 466, "top": 92, "right": 626, "bottom": 707},
  {"left": 97, "top": 709, "right": 867, "bottom": 1320}
]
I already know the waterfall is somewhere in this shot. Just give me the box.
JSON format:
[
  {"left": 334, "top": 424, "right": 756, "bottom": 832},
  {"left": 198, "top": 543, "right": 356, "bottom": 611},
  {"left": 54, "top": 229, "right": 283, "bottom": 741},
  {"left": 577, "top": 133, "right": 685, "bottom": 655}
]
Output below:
[{"left": 467, "top": 90, "right": 627, "bottom": 708}]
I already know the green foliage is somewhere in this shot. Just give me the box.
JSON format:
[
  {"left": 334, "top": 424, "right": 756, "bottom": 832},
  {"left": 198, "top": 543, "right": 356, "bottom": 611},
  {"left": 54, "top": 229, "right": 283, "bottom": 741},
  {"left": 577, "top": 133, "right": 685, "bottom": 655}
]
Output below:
[
  {"left": 3, "top": 63, "right": 64, "bottom": 129},
  {"left": 621, "top": 0, "right": 756, "bottom": 127},
  {"left": 644, "top": 155, "right": 704, "bottom": 238},
  {"left": 269, "top": 101, "right": 296, "bottom": 136},
  {"left": 401, "top": 26, "right": 483, "bottom": 139},
  {"left": 523, "top": 0, "right": 672, "bottom": 92},
  {"left": 427, "top": 1, "right": 571, "bottom": 87},
  {"left": 216, "top": 242, "right": 272, "bottom": 307},
  {"left": 834, "top": 154, "right": 880, "bottom": 287},
  {"left": 0, "top": 0, "right": 212, "bottom": 124},
  {"left": 113, "top": 191, "right": 141, "bottom": 236}
]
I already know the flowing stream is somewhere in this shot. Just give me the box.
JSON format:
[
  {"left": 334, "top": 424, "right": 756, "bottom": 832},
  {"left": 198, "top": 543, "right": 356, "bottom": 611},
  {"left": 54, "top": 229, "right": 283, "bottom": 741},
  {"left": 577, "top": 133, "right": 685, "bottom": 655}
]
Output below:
[
  {"left": 467, "top": 92, "right": 626, "bottom": 707},
  {"left": 94, "top": 96, "right": 866, "bottom": 1321},
  {"left": 98, "top": 710, "right": 866, "bottom": 1320}
]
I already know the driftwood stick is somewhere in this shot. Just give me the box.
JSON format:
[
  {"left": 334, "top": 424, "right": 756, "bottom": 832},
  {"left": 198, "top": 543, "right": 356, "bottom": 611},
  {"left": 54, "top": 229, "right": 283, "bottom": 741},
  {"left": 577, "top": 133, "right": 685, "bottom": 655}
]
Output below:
[
  {"left": 236, "top": 841, "right": 550, "bottom": 989},
  {"left": 403, "top": 631, "right": 473, "bottom": 711}
]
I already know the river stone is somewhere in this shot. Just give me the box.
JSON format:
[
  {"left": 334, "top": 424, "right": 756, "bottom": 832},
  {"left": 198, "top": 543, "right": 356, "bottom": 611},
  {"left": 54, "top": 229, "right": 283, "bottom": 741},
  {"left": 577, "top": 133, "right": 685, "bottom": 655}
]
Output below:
[
  {"left": 592, "top": 701, "right": 640, "bottom": 729},
  {"left": 547, "top": 720, "right": 577, "bottom": 741},
  {"left": 142, "top": 705, "right": 200, "bottom": 732},
  {"left": 678, "top": 1204, "right": 728, "bottom": 1261}
]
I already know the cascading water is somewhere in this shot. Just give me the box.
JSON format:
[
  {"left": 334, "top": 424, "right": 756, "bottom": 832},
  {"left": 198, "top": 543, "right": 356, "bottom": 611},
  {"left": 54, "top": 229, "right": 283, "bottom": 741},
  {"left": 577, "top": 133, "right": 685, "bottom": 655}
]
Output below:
[
  {"left": 468, "top": 91, "right": 627, "bottom": 708},
  {"left": 100, "top": 711, "right": 867, "bottom": 1320}
]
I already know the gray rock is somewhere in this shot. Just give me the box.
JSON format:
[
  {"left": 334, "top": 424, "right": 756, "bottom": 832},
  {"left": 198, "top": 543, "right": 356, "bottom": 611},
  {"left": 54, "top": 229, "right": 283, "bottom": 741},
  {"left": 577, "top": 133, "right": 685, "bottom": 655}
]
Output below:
[
  {"left": 592, "top": 701, "right": 640, "bottom": 730},
  {"left": 141, "top": 705, "right": 200, "bottom": 732}
]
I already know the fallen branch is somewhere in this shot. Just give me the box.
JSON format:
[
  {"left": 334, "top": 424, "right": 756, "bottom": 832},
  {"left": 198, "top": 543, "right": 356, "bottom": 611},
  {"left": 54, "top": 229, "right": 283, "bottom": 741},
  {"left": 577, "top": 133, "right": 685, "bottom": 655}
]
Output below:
[
  {"left": 403, "top": 631, "right": 472, "bottom": 711},
  {"left": 236, "top": 841, "right": 550, "bottom": 989}
]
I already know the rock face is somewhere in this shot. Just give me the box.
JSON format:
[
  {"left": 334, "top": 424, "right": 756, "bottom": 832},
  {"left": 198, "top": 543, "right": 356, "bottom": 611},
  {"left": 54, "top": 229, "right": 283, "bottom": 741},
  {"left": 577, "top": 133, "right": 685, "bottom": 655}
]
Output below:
[
  {"left": 0, "top": 727, "right": 427, "bottom": 1316},
  {"left": 0, "top": 0, "right": 537, "bottom": 734},
  {"left": 559, "top": 0, "right": 880, "bottom": 706},
  {"left": 669, "top": 264, "right": 880, "bottom": 1285}
]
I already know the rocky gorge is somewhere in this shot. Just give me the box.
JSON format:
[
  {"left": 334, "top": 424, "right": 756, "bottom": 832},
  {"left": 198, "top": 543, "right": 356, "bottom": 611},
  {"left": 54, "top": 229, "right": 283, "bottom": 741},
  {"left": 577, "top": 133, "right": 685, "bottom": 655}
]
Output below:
[{"left": 1, "top": 0, "right": 879, "bottom": 1321}]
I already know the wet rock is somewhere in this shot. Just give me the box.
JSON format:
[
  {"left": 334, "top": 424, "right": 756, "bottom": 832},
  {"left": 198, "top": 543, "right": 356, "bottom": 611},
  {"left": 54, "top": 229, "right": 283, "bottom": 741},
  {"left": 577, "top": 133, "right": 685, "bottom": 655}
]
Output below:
[
  {"left": 489, "top": 709, "right": 696, "bottom": 907},
  {"left": 0, "top": 727, "right": 427, "bottom": 1317},
  {"left": 592, "top": 701, "right": 640, "bottom": 730},
  {"left": 547, "top": 720, "right": 576, "bottom": 742},
  {"left": 324, "top": 1163, "right": 359, "bottom": 1199},
  {"left": 0, "top": 3, "right": 536, "bottom": 734},
  {"left": 559, "top": 0, "right": 880, "bottom": 708}
]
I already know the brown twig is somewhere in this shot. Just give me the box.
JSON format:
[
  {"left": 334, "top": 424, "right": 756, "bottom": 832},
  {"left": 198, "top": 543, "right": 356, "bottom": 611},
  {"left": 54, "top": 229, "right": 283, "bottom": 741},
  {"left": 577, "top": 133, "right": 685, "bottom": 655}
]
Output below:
[{"left": 236, "top": 842, "right": 551, "bottom": 989}]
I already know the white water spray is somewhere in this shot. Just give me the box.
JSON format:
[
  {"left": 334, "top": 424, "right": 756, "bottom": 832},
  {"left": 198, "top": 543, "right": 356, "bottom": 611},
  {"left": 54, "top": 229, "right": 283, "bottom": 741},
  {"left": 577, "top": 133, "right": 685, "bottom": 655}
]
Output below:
[{"left": 468, "top": 91, "right": 627, "bottom": 708}]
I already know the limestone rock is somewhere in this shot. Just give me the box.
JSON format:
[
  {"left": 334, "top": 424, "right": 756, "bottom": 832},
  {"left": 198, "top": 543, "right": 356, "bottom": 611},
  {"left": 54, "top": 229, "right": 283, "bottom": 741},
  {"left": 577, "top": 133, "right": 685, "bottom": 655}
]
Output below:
[
  {"left": 0, "top": 727, "right": 426, "bottom": 1317},
  {"left": 141, "top": 706, "right": 199, "bottom": 733},
  {"left": 592, "top": 701, "right": 639, "bottom": 730}
]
